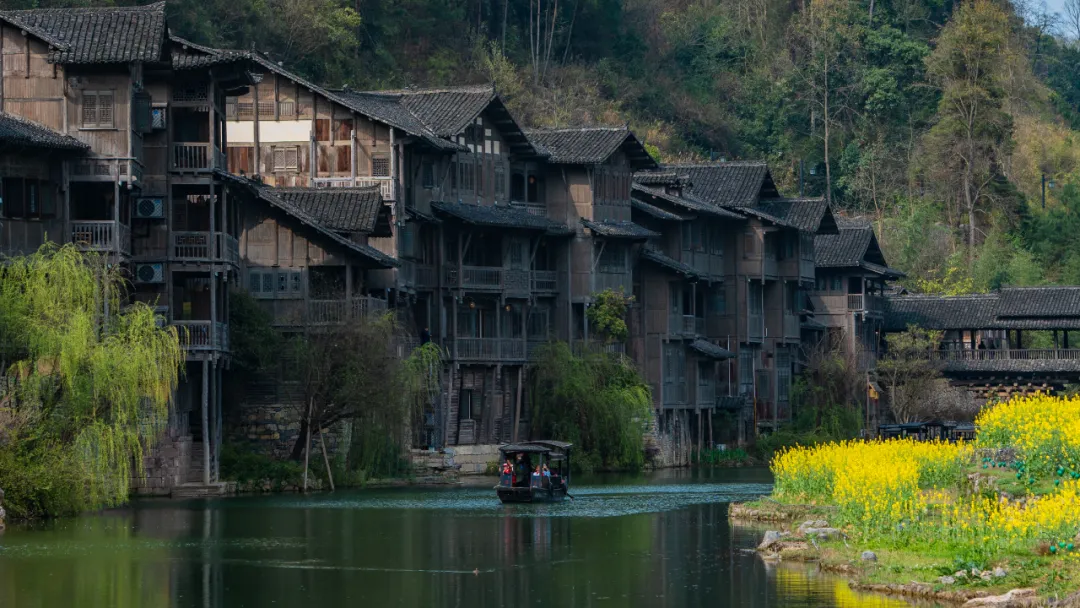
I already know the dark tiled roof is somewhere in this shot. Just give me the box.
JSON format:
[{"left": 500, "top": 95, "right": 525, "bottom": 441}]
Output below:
[
  {"left": 526, "top": 127, "right": 657, "bottom": 169},
  {"left": 801, "top": 317, "right": 828, "bottom": 331},
  {"left": 331, "top": 90, "right": 465, "bottom": 152},
  {"left": 390, "top": 84, "right": 495, "bottom": 137},
  {"left": 2, "top": 2, "right": 166, "bottom": 64},
  {"left": 431, "top": 201, "right": 570, "bottom": 234},
  {"left": 631, "top": 184, "right": 744, "bottom": 219},
  {"left": 0, "top": 111, "right": 88, "bottom": 151},
  {"left": 886, "top": 288, "right": 1080, "bottom": 331},
  {"left": 631, "top": 198, "right": 690, "bottom": 222},
  {"left": 218, "top": 172, "right": 396, "bottom": 268},
  {"left": 273, "top": 187, "right": 389, "bottom": 236},
  {"left": 689, "top": 339, "right": 734, "bottom": 360},
  {"left": 634, "top": 171, "right": 691, "bottom": 187},
  {"left": 404, "top": 206, "right": 441, "bottom": 224},
  {"left": 885, "top": 295, "right": 1000, "bottom": 332},
  {"left": 641, "top": 248, "right": 697, "bottom": 278},
  {"left": 170, "top": 36, "right": 251, "bottom": 70},
  {"left": 997, "top": 287, "right": 1080, "bottom": 318},
  {"left": 816, "top": 227, "right": 871, "bottom": 267},
  {"left": 665, "top": 162, "right": 778, "bottom": 208},
  {"left": 757, "top": 198, "right": 838, "bottom": 234},
  {"left": 581, "top": 219, "right": 658, "bottom": 240}
]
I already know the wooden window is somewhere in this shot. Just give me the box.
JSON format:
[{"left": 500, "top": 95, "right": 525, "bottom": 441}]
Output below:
[
  {"left": 777, "top": 350, "right": 791, "bottom": 402},
  {"left": 494, "top": 163, "right": 506, "bottom": 199},
  {"left": 459, "top": 389, "right": 474, "bottom": 421},
  {"left": 829, "top": 276, "right": 843, "bottom": 291},
  {"left": 314, "top": 119, "right": 330, "bottom": 142},
  {"left": 450, "top": 161, "right": 457, "bottom": 190},
  {"left": 278, "top": 100, "right": 296, "bottom": 117},
  {"left": 273, "top": 147, "right": 299, "bottom": 170},
  {"left": 708, "top": 289, "right": 726, "bottom": 314},
  {"left": 371, "top": 156, "right": 390, "bottom": 177},
  {"left": 82, "top": 91, "right": 115, "bottom": 128},
  {"left": 250, "top": 268, "right": 303, "bottom": 298},
  {"left": 598, "top": 245, "right": 625, "bottom": 273},
  {"left": 738, "top": 348, "right": 755, "bottom": 395},
  {"left": 336, "top": 145, "right": 351, "bottom": 173},
  {"left": 710, "top": 225, "right": 724, "bottom": 255},
  {"left": 743, "top": 232, "right": 757, "bottom": 257},
  {"left": 422, "top": 160, "right": 435, "bottom": 189}
]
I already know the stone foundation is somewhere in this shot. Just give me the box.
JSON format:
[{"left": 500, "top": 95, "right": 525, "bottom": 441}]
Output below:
[
  {"left": 228, "top": 402, "right": 346, "bottom": 461},
  {"left": 130, "top": 433, "right": 191, "bottom": 496},
  {"left": 412, "top": 444, "right": 502, "bottom": 478}
]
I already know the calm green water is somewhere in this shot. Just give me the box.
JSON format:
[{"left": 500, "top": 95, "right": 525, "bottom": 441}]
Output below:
[{"left": 0, "top": 468, "right": 932, "bottom": 608}]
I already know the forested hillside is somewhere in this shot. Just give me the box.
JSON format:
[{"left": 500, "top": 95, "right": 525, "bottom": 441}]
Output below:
[{"left": 5, "top": 0, "right": 1080, "bottom": 292}]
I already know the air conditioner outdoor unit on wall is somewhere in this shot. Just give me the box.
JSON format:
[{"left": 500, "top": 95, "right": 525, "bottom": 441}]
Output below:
[
  {"left": 134, "top": 263, "right": 165, "bottom": 283},
  {"left": 134, "top": 197, "right": 165, "bottom": 218},
  {"left": 151, "top": 106, "right": 167, "bottom": 130}
]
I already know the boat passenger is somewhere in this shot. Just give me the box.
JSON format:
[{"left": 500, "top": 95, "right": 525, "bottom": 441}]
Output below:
[{"left": 531, "top": 466, "right": 541, "bottom": 487}]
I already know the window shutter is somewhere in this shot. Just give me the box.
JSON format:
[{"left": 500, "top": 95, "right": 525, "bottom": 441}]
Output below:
[
  {"left": 83, "top": 93, "right": 98, "bottom": 126},
  {"left": 274, "top": 148, "right": 285, "bottom": 170},
  {"left": 99, "top": 92, "right": 115, "bottom": 127},
  {"left": 286, "top": 147, "right": 298, "bottom": 170}
]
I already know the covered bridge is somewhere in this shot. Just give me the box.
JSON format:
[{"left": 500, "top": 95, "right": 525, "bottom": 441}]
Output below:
[{"left": 884, "top": 287, "right": 1080, "bottom": 398}]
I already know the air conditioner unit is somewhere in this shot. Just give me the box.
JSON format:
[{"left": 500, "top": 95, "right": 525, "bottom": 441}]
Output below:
[
  {"left": 134, "top": 197, "right": 165, "bottom": 218},
  {"left": 134, "top": 263, "right": 165, "bottom": 283},
  {"left": 151, "top": 107, "right": 167, "bottom": 130}
]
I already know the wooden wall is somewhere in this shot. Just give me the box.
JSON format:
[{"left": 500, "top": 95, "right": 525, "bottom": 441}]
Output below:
[{"left": 1, "top": 28, "right": 64, "bottom": 130}]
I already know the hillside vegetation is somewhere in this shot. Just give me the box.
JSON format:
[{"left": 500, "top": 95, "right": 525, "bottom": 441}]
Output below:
[{"left": 6, "top": 0, "right": 1080, "bottom": 291}]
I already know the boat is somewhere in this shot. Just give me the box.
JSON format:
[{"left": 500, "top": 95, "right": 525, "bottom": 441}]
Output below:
[{"left": 495, "top": 440, "right": 572, "bottom": 503}]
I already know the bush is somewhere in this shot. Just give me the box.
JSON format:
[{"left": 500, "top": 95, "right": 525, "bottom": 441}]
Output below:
[
  {"left": 0, "top": 444, "right": 87, "bottom": 520},
  {"left": 219, "top": 443, "right": 304, "bottom": 490}
]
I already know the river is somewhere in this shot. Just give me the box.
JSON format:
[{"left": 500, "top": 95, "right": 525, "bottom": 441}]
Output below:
[{"left": 0, "top": 468, "right": 937, "bottom": 607}]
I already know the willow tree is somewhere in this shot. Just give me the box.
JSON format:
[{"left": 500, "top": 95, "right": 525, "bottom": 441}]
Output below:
[{"left": 0, "top": 244, "right": 183, "bottom": 517}]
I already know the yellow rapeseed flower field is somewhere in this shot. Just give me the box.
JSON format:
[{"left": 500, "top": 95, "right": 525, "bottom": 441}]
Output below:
[{"left": 770, "top": 393, "right": 1080, "bottom": 558}]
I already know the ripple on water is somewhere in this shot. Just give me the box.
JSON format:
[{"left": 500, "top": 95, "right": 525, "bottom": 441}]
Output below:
[{"left": 234, "top": 482, "right": 774, "bottom": 517}]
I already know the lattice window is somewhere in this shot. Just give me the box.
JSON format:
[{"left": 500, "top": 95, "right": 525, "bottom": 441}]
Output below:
[
  {"left": 372, "top": 156, "right": 390, "bottom": 177},
  {"left": 273, "top": 147, "right": 299, "bottom": 170},
  {"left": 494, "top": 163, "right": 506, "bottom": 199},
  {"left": 82, "top": 91, "right": 115, "bottom": 128},
  {"left": 172, "top": 83, "right": 208, "bottom": 103}
]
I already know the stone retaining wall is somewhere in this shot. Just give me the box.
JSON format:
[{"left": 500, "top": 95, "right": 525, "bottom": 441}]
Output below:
[
  {"left": 130, "top": 433, "right": 191, "bottom": 496},
  {"left": 229, "top": 403, "right": 346, "bottom": 460},
  {"left": 411, "top": 444, "right": 502, "bottom": 477}
]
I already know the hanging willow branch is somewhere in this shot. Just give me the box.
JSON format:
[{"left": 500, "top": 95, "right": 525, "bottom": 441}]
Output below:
[{"left": 0, "top": 244, "right": 183, "bottom": 510}]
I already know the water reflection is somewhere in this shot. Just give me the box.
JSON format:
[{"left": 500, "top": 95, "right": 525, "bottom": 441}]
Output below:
[{"left": 0, "top": 469, "right": 939, "bottom": 608}]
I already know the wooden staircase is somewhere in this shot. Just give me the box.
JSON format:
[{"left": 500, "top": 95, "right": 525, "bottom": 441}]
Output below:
[{"left": 173, "top": 437, "right": 231, "bottom": 498}]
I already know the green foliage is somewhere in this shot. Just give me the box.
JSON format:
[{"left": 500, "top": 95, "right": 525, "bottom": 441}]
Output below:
[
  {"left": 219, "top": 443, "right": 304, "bottom": 490},
  {"left": 228, "top": 290, "right": 282, "bottom": 375},
  {"left": 586, "top": 289, "right": 633, "bottom": 343},
  {"left": 691, "top": 447, "right": 750, "bottom": 466},
  {"left": 0, "top": 245, "right": 183, "bottom": 518},
  {"left": 529, "top": 342, "right": 652, "bottom": 471}
]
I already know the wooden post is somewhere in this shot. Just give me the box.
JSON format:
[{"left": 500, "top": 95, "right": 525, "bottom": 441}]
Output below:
[
  {"left": 252, "top": 80, "right": 261, "bottom": 174},
  {"left": 208, "top": 80, "right": 216, "bottom": 170},
  {"left": 302, "top": 397, "right": 313, "bottom": 492},
  {"left": 215, "top": 362, "right": 223, "bottom": 482},
  {"left": 512, "top": 366, "right": 524, "bottom": 442},
  {"left": 1065, "top": 331, "right": 1070, "bottom": 349},
  {"left": 1054, "top": 330, "right": 1059, "bottom": 349},
  {"left": 201, "top": 359, "right": 210, "bottom": 486},
  {"left": 707, "top": 408, "right": 713, "bottom": 450}
]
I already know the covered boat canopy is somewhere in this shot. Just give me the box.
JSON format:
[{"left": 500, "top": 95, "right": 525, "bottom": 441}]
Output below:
[{"left": 499, "top": 440, "right": 573, "bottom": 455}]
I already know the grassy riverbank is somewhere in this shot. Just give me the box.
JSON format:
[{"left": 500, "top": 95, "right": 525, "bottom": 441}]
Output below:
[{"left": 735, "top": 393, "right": 1080, "bottom": 604}]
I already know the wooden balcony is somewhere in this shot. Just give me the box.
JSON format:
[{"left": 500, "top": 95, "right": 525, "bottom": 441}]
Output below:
[
  {"left": 444, "top": 265, "right": 530, "bottom": 296},
  {"left": 571, "top": 340, "right": 627, "bottom": 357},
  {"left": 306, "top": 297, "right": 388, "bottom": 325},
  {"left": 171, "top": 232, "right": 239, "bottom": 265},
  {"left": 71, "top": 221, "right": 130, "bottom": 255},
  {"left": 509, "top": 201, "right": 547, "bottom": 217},
  {"left": 176, "top": 321, "right": 229, "bottom": 353},
  {"left": 451, "top": 337, "right": 527, "bottom": 362},
  {"left": 671, "top": 314, "right": 704, "bottom": 337},
  {"left": 531, "top": 270, "right": 558, "bottom": 293},
  {"left": 70, "top": 158, "right": 143, "bottom": 184},
  {"left": 848, "top": 294, "right": 885, "bottom": 313},
  {"left": 172, "top": 143, "right": 224, "bottom": 172}
]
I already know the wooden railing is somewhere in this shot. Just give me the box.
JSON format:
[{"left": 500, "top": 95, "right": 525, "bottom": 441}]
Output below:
[
  {"left": 571, "top": 341, "right": 627, "bottom": 357},
  {"left": 71, "top": 221, "right": 130, "bottom": 254},
  {"left": 925, "top": 349, "right": 1080, "bottom": 362},
  {"left": 355, "top": 177, "right": 397, "bottom": 201},
  {"left": 848, "top": 294, "right": 885, "bottom": 312},
  {"left": 682, "top": 315, "right": 698, "bottom": 336},
  {"left": 416, "top": 264, "right": 437, "bottom": 288},
  {"left": 176, "top": 321, "right": 229, "bottom": 352},
  {"left": 509, "top": 201, "right": 547, "bottom": 217},
  {"left": 663, "top": 382, "right": 687, "bottom": 406},
  {"left": 173, "top": 143, "right": 210, "bottom": 171},
  {"left": 171, "top": 232, "right": 239, "bottom": 264},
  {"left": 452, "top": 337, "right": 527, "bottom": 361},
  {"left": 306, "top": 297, "right": 388, "bottom": 325},
  {"left": 532, "top": 270, "right": 558, "bottom": 292},
  {"left": 312, "top": 177, "right": 356, "bottom": 189},
  {"left": 443, "top": 265, "right": 530, "bottom": 293}
]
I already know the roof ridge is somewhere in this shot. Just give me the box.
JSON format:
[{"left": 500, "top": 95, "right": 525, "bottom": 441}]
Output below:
[
  {"left": 664, "top": 161, "right": 767, "bottom": 168},
  {"left": 523, "top": 126, "right": 628, "bottom": 133},
  {"left": 360, "top": 83, "right": 495, "bottom": 96},
  {"left": 4, "top": 1, "right": 165, "bottom": 14},
  {"left": 276, "top": 185, "right": 381, "bottom": 193}
]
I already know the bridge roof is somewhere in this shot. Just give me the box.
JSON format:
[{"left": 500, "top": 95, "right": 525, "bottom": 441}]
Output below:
[{"left": 886, "top": 287, "right": 1080, "bottom": 331}]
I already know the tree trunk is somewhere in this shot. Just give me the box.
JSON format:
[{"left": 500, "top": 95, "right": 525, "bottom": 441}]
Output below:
[
  {"left": 302, "top": 398, "right": 313, "bottom": 492},
  {"left": 290, "top": 416, "right": 310, "bottom": 461}
]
